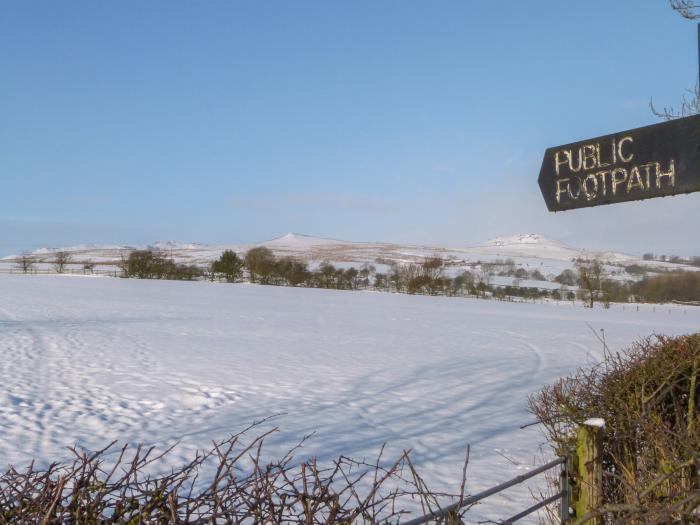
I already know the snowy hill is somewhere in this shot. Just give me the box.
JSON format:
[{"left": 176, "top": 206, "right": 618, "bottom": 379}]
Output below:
[{"left": 261, "top": 232, "right": 354, "bottom": 248}]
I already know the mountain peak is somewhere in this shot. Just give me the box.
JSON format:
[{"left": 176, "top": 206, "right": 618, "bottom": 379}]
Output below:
[
  {"left": 484, "top": 233, "right": 566, "bottom": 247},
  {"left": 261, "top": 233, "right": 351, "bottom": 247}
]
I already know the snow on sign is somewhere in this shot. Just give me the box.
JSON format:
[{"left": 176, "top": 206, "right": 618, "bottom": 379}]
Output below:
[{"left": 538, "top": 113, "right": 700, "bottom": 211}]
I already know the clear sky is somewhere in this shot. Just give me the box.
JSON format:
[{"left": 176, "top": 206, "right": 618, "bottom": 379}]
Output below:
[{"left": 2, "top": 1, "right": 699, "bottom": 256}]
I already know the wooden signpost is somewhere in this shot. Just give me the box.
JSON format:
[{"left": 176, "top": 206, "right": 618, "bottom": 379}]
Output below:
[{"left": 538, "top": 114, "right": 700, "bottom": 211}]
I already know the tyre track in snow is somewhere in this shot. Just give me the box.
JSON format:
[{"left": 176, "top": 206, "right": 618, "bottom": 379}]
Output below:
[{"left": 301, "top": 332, "right": 548, "bottom": 467}]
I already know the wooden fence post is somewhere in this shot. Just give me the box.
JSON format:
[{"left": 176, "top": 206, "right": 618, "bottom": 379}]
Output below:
[{"left": 574, "top": 419, "right": 604, "bottom": 524}]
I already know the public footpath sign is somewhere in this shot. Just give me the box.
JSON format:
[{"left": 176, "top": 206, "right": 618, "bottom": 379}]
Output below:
[{"left": 538, "top": 113, "right": 700, "bottom": 211}]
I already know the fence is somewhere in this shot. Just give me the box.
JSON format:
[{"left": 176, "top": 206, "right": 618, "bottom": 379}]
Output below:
[
  {"left": 0, "top": 267, "right": 122, "bottom": 277},
  {"left": 402, "top": 457, "right": 568, "bottom": 525}
]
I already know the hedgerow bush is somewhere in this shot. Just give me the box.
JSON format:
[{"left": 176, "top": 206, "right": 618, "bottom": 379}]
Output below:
[
  {"left": 0, "top": 421, "right": 471, "bottom": 524},
  {"left": 529, "top": 334, "right": 700, "bottom": 522}
]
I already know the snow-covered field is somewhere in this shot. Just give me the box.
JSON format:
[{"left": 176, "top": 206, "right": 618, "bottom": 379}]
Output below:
[{"left": 1, "top": 274, "right": 698, "bottom": 521}]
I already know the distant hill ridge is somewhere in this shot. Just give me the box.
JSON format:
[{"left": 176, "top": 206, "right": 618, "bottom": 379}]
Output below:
[
  {"left": 0, "top": 232, "right": 662, "bottom": 270},
  {"left": 260, "top": 232, "right": 356, "bottom": 248}
]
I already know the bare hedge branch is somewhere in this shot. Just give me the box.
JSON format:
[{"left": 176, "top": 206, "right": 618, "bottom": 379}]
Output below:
[{"left": 0, "top": 421, "right": 471, "bottom": 524}]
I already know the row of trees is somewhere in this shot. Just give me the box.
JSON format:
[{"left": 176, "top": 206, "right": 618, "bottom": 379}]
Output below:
[
  {"left": 568, "top": 259, "right": 649, "bottom": 307},
  {"left": 10, "top": 247, "right": 546, "bottom": 300},
  {"left": 631, "top": 270, "right": 700, "bottom": 303},
  {"left": 568, "top": 258, "right": 700, "bottom": 306},
  {"left": 213, "top": 250, "right": 623, "bottom": 304},
  {"left": 209, "top": 248, "right": 495, "bottom": 297},
  {"left": 642, "top": 252, "right": 700, "bottom": 267},
  {"left": 15, "top": 247, "right": 700, "bottom": 305},
  {"left": 15, "top": 251, "right": 73, "bottom": 274},
  {"left": 208, "top": 248, "right": 313, "bottom": 286}
]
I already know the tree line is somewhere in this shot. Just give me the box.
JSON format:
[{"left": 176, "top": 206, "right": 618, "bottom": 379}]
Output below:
[
  {"left": 14, "top": 247, "right": 700, "bottom": 305},
  {"left": 561, "top": 258, "right": 700, "bottom": 306},
  {"left": 125, "top": 246, "right": 700, "bottom": 304},
  {"left": 112, "top": 247, "right": 494, "bottom": 297},
  {"left": 642, "top": 252, "right": 700, "bottom": 267},
  {"left": 159, "top": 247, "right": 586, "bottom": 302}
]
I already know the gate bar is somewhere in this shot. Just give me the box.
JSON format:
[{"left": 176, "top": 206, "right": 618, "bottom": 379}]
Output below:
[
  {"left": 401, "top": 457, "right": 565, "bottom": 525},
  {"left": 500, "top": 491, "right": 564, "bottom": 524}
]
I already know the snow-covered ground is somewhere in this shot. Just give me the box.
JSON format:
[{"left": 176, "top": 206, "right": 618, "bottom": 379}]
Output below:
[{"left": 1, "top": 274, "right": 698, "bottom": 522}]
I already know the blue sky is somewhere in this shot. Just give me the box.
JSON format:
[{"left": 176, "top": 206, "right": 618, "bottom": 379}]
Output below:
[{"left": 2, "top": 1, "right": 699, "bottom": 256}]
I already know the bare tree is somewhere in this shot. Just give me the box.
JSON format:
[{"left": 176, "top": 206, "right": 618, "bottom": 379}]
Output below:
[
  {"left": 474, "top": 269, "right": 492, "bottom": 287},
  {"left": 118, "top": 253, "right": 131, "bottom": 277},
  {"left": 244, "top": 246, "right": 275, "bottom": 283},
  {"left": 650, "top": 1, "right": 700, "bottom": 119},
  {"left": 670, "top": 0, "right": 700, "bottom": 18},
  {"left": 421, "top": 257, "right": 444, "bottom": 280},
  {"left": 359, "top": 262, "right": 376, "bottom": 288},
  {"left": 575, "top": 258, "right": 604, "bottom": 308},
  {"left": 54, "top": 251, "right": 71, "bottom": 274},
  {"left": 275, "top": 257, "right": 309, "bottom": 286},
  {"left": 15, "top": 253, "right": 35, "bottom": 274},
  {"left": 650, "top": 84, "right": 700, "bottom": 120}
]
